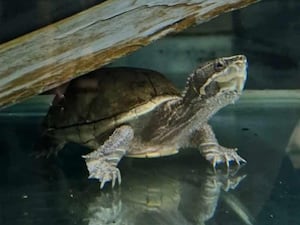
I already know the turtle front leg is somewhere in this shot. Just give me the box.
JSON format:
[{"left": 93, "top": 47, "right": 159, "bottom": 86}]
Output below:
[
  {"left": 82, "top": 125, "right": 134, "bottom": 189},
  {"left": 189, "top": 123, "right": 246, "bottom": 167}
]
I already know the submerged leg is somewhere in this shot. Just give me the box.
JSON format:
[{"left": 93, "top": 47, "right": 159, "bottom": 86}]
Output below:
[
  {"left": 82, "top": 125, "right": 134, "bottom": 189},
  {"left": 34, "top": 133, "right": 66, "bottom": 158},
  {"left": 189, "top": 123, "right": 246, "bottom": 167}
]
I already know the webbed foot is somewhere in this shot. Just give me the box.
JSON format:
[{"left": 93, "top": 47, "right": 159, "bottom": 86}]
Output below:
[
  {"left": 82, "top": 125, "right": 134, "bottom": 189},
  {"left": 83, "top": 156, "right": 121, "bottom": 189},
  {"left": 201, "top": 145, "right": 246, "bottom": 168}
]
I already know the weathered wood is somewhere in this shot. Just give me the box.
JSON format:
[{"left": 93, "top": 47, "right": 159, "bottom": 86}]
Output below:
[{"left": 0, "top": 0, "right": 259, "bottom": 108}]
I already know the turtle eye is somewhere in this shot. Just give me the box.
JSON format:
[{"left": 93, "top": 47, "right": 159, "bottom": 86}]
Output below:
[{"left": 214, "top": 60, "right": 226, "bottom": 71}]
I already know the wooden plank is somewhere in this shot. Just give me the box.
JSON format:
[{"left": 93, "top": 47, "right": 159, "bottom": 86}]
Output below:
[
  {"left": 0, "top": 0, "right": 259, "bottom": 108},
  {"left": 0, "top": 0, "right": 104, "bottom": 44},
  {"left": 177, "top": 13, "right": 234, "bottom": 35}
]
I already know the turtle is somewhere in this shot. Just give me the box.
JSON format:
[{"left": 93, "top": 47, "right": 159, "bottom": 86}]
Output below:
[{"left": 38, "top": 55, "right": 247, "bottom": 188}]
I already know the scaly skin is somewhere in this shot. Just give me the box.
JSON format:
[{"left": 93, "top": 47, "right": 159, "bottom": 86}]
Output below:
[
  {"left": 190, "top": 123, "right": 246, "bottom": 167},
  {"left": 82, "top": 125, "right": 134, "bottom": 188},
  {"left": 80, "top": 55, "right": 248, "bottom": 188}
]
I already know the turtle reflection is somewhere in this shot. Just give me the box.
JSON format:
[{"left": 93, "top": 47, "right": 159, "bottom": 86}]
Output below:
[{"left": 81, "top": 162, "right": 247, "bottom": 225}]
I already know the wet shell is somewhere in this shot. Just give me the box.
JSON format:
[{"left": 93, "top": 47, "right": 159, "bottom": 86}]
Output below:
[{"left": 45, "top": 67, "right": 180, "bottom": 129}]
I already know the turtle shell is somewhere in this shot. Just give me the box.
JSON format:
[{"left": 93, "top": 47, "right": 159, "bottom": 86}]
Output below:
[{"left": 45, "top": 67, "right": 180, "bottom": 129}]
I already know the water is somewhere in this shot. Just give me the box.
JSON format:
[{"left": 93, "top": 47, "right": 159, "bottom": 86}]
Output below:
[{"left": 0, "top": 91, "right": 300, "bottom": 225}]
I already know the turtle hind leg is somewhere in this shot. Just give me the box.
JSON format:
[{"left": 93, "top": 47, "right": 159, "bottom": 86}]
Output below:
[
  {"left": 82, "top": 125, "right": 134, "bottom": 189},
  {"left": 33, "top": 134, "right": 66, "bottom": 158}
]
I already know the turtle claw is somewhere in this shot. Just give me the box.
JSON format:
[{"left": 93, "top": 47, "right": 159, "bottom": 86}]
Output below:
[
  {"left": 98, "top": 168, "right": 121, "bottom": 189},
  {"left": 112, "top": 173, "right": 116, "bottom": 188},
  {"left": 100, "top": 173, "right": 110, "bottom": 189},
  {"left": 83, "top": 157, "right": 121, "bottom": 189},
  {"left": 203, "top": 146, "right": 246, "bottom": 168},
  {"left": 234, "top": 154, "right": 247, "bottom": 165},
  {"left": 110, "top": 169, "right": 122, "bottom": 188}
]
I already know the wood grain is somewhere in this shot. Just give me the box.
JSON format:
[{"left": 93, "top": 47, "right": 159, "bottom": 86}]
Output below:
[{"left": 0, "top": 0, "right": 259, "bottom": 108}]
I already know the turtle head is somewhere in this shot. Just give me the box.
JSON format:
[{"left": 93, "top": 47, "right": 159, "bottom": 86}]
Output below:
[{"left": 182, "top": 55, "right": 247, "bottom": 106}]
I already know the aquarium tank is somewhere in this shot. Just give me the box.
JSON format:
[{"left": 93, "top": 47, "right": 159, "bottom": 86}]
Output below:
[{"left": 0, "top": 0, "right": 300, "bottom": 225}]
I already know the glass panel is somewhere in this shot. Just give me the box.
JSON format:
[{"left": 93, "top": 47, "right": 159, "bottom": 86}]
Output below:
[{"left": 1, "top": 0, "right": 300, "bottom": 224}]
